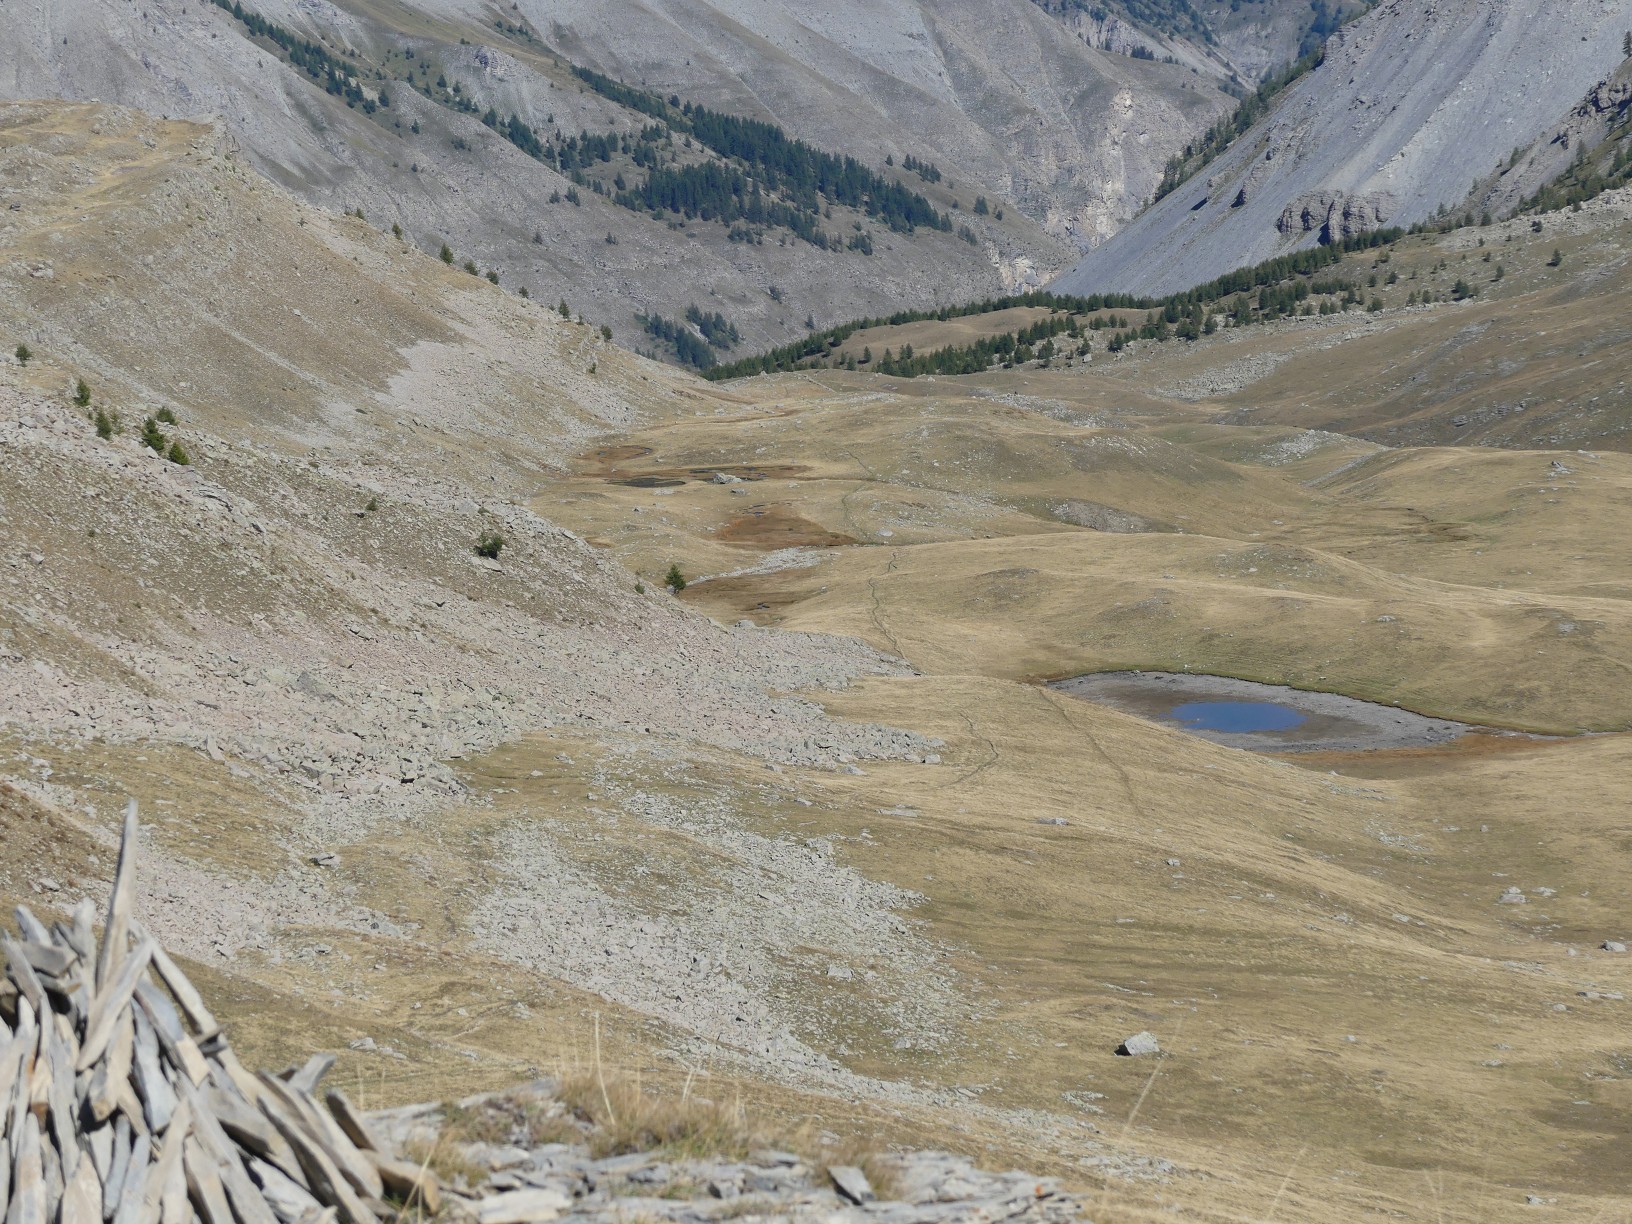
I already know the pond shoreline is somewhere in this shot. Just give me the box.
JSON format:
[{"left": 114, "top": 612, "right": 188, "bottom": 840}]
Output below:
[{"left": 1051, "top": 671, "right": 1482, "bottom": 752}]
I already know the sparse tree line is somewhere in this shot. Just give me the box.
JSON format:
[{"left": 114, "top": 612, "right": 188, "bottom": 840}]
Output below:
[{"left": 704, "top": 228, "right": 1402, "bottom": 380}]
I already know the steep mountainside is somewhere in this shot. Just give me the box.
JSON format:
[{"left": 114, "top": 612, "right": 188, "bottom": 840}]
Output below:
[
  {"left": 1053, "top": 0, "right": 1632, "bottom": 296},
  {"left": 0, "top": 0, "right": 1229, "bottom": 358},
  {"left": 524, "top": 0, "right": 1228, "bottom": 246},
  {"left": 1033, "top": 0, "right": 1374, "bottom": 86}
]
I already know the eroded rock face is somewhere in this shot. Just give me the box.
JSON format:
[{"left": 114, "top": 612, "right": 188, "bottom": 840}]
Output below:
[{"left": 1277, "top": 190, "right": 1398, "bottom": 242}]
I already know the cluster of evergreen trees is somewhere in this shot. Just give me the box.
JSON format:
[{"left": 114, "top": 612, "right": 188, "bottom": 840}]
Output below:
[
  {"left": 1517, "top": 121, "right": 1632, "bottom": 216},
  {"left": 684, "top": 305, "right": 741, "bottom": 348},
  {"left": 637, "top": 306, "right": 742, "bottom": 369},
  {"left": 639, "top": 313, "right": 718, "bottom": 370},
  {"left": 704, "top": 227, "right": 1405, "bottom": 381},
  {"left": 573, "top": 67, "right": 951, "bottom": 235},
  {"left": 209, "top": 0, "right": 387, "bottom": 111},
  {"left": 899, "top": 155, "right": 942, "bottom": 184}
]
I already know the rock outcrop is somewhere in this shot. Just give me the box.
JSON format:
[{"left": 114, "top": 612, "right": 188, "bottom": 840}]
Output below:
[{"left": 1276, "top": 190, "right": 1397, "bottom": 241}]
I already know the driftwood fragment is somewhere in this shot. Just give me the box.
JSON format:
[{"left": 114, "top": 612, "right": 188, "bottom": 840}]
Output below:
[{"left": 95, "top": 802, "right": 140, "bottom": 994}]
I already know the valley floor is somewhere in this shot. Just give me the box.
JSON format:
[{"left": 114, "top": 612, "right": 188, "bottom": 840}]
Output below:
[{"left": 2, "top": 101, "right": 1630, "bottom": 1223}]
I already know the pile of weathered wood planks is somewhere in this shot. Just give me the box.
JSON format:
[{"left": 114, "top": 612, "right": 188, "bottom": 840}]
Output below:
[{"left": 1, "top": 803, "right": 440, "bottom": 1223}]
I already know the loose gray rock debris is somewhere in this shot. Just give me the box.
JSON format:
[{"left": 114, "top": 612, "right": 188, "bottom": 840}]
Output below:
[
  {"left": 1115, "top": 1032, "right": 1161, "bottom": 1057},
  {"left": 1604, "top": 941, "right": 1628, "bottom": 954},
  {"left": 368, "top": 1091, "right": 1085, "bottom": 1223},
  {"left": 829, "top": 1164, "right": 877, "bottom": 1204}
]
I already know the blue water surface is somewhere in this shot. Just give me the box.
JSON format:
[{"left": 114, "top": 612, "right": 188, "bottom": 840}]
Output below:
[{"left": 1166, "top": 700, "right": 1307, "bottom": 733}]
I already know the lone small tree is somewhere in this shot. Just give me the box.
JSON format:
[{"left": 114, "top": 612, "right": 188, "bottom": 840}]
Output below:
[
  {"left": 439, "top": 242, "right": 454, "bottom": 264},
  {"left": 14, "top": 343, "right": 31, "bottom": 365},
  {"left": 1548, "top": 248, "right": 1564, "bottom": 267},
  {"left": 73, "top": 378, "right": 91, "bottom": 407},
  {"left": 139, "top": 416, "right": 167, "bottom": 453},
  {"left": 93, "top": 407, "right": 119, "bottom": 439},
  {"left": 166, "top": 440, "right": 191, "bottom": 466},
  {"left": 665, "top": 563, "right": 687, "bottom": 592}
]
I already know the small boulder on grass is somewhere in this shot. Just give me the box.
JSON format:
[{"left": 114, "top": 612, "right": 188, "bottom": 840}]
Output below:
[{"left": 1116, "top": 1031, "right": 1160, "bottom": 1057}]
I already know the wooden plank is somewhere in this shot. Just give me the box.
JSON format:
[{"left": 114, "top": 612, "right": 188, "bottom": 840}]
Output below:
[
  {"left": 42, "top": 1005, "right": 81, "bottom": 1179},
  {"left": 71, "top": 899, "right": 99, "bottom": 969},
  {"left": 13, "top": 906, "right": 53, "bottom": 946},
  {"left": 116, "top": 1078, "right": 151, "bottom": 1139},
  {"left": 199, "top": 1080, "right": 296, "bottom": 1178},
  {"left": 323, "top": 1090, "right": 393, "bottom": 1160},
  {"left": 131, "top": 924, "right": 221, "bottom": 1043},
  {"left": 8, "top": 1002, "right": 38, "bottom": 1143},
  {"left": 96, "top": 801, "right": 140, "bottom": 993},
  {"left": 9, "top": 1111, "right": 47, "bottom": 1224},
  {"left": 244, "top": 1157, "right": 323, "bottom": 1222},
  {"left": 3, "top": 936, "right": 48, "bottom": 1016},
  {"left": 182, "top": 1137, "right": 235, "bottom": 1224},
  {"left": 18, "top": 940, "right": 75, "bottom": 981},
  {"left": 259, "top": 1074, "right": 383, "bottom": 1202},
  {"left": 365, "top": 1151, "right": 442, "bottom": 1215},
  {"left": 88, "top": 1117, "right": 115, "bottom": 1184},
  {"left": 258, "top": 1090, "right": 377, "bottom": 1224},
  {"left": 175, "top": 1081, "right": 282, "bottom": 1224},
  {"left": 0, "top": 1015, "right": 32, "bottom": 1135},
  {"left": 58, "top": 1150, "right": 103, "bottom": 1224},
  {"left": 39, "top": 1122, "right": 63, "bottom": 1224},
  {"left": 205, "top": 1049, "right": 263, "bottom": 1109},
  {"left": 138, "top": 1093, "right": 192, "bottom": 1224},
  {"left": 77, "top": 937, "right": 155, "bottom": 1072},
  {"left": 132, "top": 1007, "right": 177, "bottom": 1134},
  {"left": 284, "top": 1055, "right": 335, "bottom": 1097},
  {"left": 134, "top": 985, "right": 210, "bottom": 1087},
  {"left": 104, "top": 1115, "right": 133, "bottom": 1222},
  {"left": 157, "top": 1137, "right": 190, "bottom": 1224},
  {"left": 88, "top": 1008, "right": 135, "bottom": 1124},
  {"left": 110, "top": 1132, "right": 152, "bottom": 1224},
  {"left": 0, "top": 1128, "right": 11, "bottom": 1216}
]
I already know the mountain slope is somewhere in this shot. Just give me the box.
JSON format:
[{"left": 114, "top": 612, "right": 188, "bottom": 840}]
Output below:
[
  {"left": 0, "top": 0, "right": 1229, "bottom": 356},
  {"left": 1052, "top": 0, "right": 1632, "bottom": 296}
]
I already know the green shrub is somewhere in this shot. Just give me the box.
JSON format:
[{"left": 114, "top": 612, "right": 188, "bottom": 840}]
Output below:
[
  {"left": 475, "top": 530, "right": 505, "bottom": 559},
  {"left": 440, "top": 243, "right": 454, "bottom": 264},
  {"left": 365, "top": 495, "right": 379, "bottom": 513},
  {"left": 665, "top": 563, "right": 687, "bottom": 592},
  {"left": 600, "top": 325, "right": 613, "bottom": 341},
  {"left": 167, "top": 440, "right": 191, "bottom": 465},
  {"left": 73, "top": 378, "right": 91, "bottom": 407},
  {"left": 140, "top": 417, "right": 167, "bottom": 452},
  {"left": 93, "top": 407, "right": 119, "bottom": 439},
  {"left": 14, "top": 343, "right": 31, "bottom": 365},
  {"left": 155, "top": 406, "right": 178, "bottom": 425},
  {"left": 392, "top": 222, "right": 403, "bottom": 239}
]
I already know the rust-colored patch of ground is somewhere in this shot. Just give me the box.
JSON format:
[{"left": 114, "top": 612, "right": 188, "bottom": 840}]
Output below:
[{"left": 717, "top": 504, "right": 858, "bottom": 549}]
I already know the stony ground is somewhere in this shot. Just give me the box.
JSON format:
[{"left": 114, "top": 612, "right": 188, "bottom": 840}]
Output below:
[{"left": 372, "top": 1082, "right": 1086, "bottom": 1223}]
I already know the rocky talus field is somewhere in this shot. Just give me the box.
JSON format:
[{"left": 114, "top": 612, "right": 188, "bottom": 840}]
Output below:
[{"left": 3, "top": 97, "right": 1632, "bottom": 1224}]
